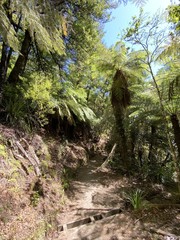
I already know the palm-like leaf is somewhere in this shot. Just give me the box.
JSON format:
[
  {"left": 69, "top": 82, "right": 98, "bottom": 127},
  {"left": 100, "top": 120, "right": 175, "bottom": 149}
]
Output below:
[
  {"left": 1, "top": 0, "right": 64, "bottom": 55},
  {"left": 156, "top": 37, "right": 180, "bottom": 115},
  {"left": 55, "top": 84, "right": 96, "bottom": 125},
  {"left": 0, "top": 5, "right": 19, "bottom": 50},
  {"left": 98, "top": 43, "right": 146, "bottom": 168}
]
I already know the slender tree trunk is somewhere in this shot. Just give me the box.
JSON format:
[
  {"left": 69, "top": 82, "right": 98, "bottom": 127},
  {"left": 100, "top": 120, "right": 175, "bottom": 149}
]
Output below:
[
  {"left": 148, "top": 125, "right": 156, "bottom": 162},
  {"left": 138, "top": 148, "right": 143, "bottom": 167},
  {"left": 129, "top": 127, "right": 136, "bottom": 161},
  {"left": 171, "top": 114, "right": 180, "bottom": 157},
  {"left": 8, "top": 30, "right": 32, "bottom": 84},
  {"left": 148, "top": 63, "right": 180, "bottom": 191},
  {"left": 0, "top": 43, "right": 12, "bottom": 91}
]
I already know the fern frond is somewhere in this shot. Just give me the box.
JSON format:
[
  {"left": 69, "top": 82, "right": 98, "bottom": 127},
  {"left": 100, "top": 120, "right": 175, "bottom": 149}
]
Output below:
[
  {"left": 157, "top": 39, "right": 180, "bottom": 63},
  {"left": 131, "top": 0, "right": 148, "bottom": 6},
  {"left": 82, "top": 106, "right": 96, "bottom": 122},
  {"left": 56, "top": 84, "right": 96, "bottom": 125},
  {"left": 0, "top": 6, "right": 19, "bottom": 50},
  {"left": 2, "top": 0, "right": 65, "bottom": 55},
  {"left": 118, "top": 0, "right": 148, "bottom": 6}
]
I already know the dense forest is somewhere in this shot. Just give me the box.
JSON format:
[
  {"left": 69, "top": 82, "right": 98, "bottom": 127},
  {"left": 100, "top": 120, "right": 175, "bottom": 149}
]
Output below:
[{"left": 0, "top": 0, "right": 180, "bottom": 239}]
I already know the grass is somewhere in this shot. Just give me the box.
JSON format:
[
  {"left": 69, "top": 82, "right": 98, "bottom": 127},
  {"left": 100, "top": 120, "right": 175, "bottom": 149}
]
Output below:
[{"left": 124, "top": 189, "right": 146, "bottom": 210}]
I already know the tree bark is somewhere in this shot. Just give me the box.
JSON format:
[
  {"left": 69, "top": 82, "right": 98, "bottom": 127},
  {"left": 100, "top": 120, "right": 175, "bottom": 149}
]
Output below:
[
  {"left": 129, "top": 127, "right": 136, "bottom": 161},
  {"left": 148, "top": 125, "right": 156, "bottom": 162},
  {"left": 0, "top": 43, "right": 12, "bottom": 91},
  {"left": 114, "top": 111, "right": 130, "bottom": 169},
  {"left": 8, "top": 30, "right": 32, "bottom": 84}
]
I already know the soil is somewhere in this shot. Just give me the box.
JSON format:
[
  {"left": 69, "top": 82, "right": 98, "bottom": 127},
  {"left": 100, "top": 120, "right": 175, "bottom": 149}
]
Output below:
[{"left": 54, "top": 156, "right": 180, "bottom": 240}]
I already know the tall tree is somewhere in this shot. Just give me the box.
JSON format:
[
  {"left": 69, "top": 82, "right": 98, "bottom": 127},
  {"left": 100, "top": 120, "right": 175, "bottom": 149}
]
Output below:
[
  {"left": 0, "top": 0, "right": 113, "bottom": 129},
  {"left": 157, "top": 39, "right": 180, "bottom": 158},
  {"left": 99, "top": 42, "right": 145, "bottom": 169},
  {"left": 124, "top": 8, "right": 180, "bottom": 189}
]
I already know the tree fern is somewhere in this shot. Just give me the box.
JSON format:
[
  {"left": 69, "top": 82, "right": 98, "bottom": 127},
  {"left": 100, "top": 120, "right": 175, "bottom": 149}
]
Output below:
[
  {"left": 157, "top": 37, "right": 180, "bottom": 63},
  {"left": 156, "top": 62, "right": 180, "bottom": 115},
  {"left": 0, "top": 0, "right": 64, "bottom": 55},
  {"left": 57, "top": 85, "right": 96, "bottom": 124},
  {"left": 0, "top": 5, "right": 19, "bottom": 51},
  {"left": 156, "top": 34, "right": 180, "bottom": 115},
  {"left": 97, "top": 42, "right": 146, "bottom": 169},
  {"left": 12, "top": 0, "right": 64, "bottom": 55}
]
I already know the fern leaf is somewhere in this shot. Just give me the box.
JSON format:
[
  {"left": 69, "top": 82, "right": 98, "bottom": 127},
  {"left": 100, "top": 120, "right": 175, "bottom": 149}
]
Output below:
[{"left": 0, "top": 6, "right": 19, "bottom": 50}]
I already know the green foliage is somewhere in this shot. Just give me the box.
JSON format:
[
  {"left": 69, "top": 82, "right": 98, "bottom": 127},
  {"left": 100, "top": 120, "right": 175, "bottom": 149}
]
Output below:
[
  {"left": 0, "top": 0, "right": 109, "bottom": 133},
  {"left": 23, "top": 72, "right": 57, "bottom": 126},
  {"left": 2, "top": 68, "right": 97, "bottom": 130},
  {"left": 124, "top": 189, "right": 146, "bottom": 210},
  {"left": 55, "top": 81, "right": 96, "bottom": 125},
  {"left": 167, "top": 4, "right": 180, "bottom": 32},
  {"left": 61, "top": 168, "right": 74, "bottom": 191},
  {"left": 157, "top": 64, "right": 180, "bottom": 115},
  {"left": 30, "top": 191, "right": 40, "bottom": 207},
  {"left": 3, "top": 85, "right": 31, "bottom": 128},
  {"left": 0, "top": 144, "right": 7, "bottom": 158},
  {"left": 118, "top": 0, "right": 148, "bottom": 6},
  {"left": 97, "top": 41, "right": 146, "bottom": 168},
  {"left": 4, "top": 0, "right": 64, "bottom": 55},
  {"left": 0, "top": 0, "right": 179, "bottom": 188},
  {"left": 156, "top": 36, "right": 180, "bottom": 116},
  {"left": 130, "top": 0, "right": 148, "bottom": 6},
  {"left": 122, "top": 9, "right": 180, "bottom": 187},
  {"left": 124, "top": 9, "right": 168, "bottom": 62},
  {"left": 161, "top": 162, "right": 175, "bottom": 184},
  {"left": 0, "top": 5, "right": 19, "bottom": 51}
]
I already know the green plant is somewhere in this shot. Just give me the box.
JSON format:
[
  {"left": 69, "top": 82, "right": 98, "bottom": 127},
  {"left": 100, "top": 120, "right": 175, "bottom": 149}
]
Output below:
[
  {"left": 0, "top": 144, "right": 7, "bottom": 158},
  {"left": 61, "top": 169, "right": 70, "bottom": 191},
  {"left": 61, "top": 178, "right": 69, "bottom": 191},
  {"left": 124, "top": 189, "right": 146, "bottom": 210},
  {"left": 30, "top": 192, "right": 40, "bottom": 207},
  {"left": 61, "top": 167, "right": 74, "bottom": 191}
]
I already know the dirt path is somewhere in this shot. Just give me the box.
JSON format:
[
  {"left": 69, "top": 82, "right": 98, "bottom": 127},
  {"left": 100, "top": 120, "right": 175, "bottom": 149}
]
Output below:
[
  {"left": 55, "top": 157, "right": 180, "bottom": 240},
  {"left": 58, "top": 157, "right": 125, "bottom": 222}
]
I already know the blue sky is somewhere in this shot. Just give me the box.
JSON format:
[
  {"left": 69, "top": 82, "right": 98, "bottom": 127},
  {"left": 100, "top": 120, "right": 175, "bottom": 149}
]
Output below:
[{"left": 103, "top": 0, "right": 179, "bottom": 47}]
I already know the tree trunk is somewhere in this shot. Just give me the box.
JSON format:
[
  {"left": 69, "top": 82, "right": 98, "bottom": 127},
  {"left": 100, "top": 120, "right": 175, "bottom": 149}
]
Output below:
[
  {"left": 171, "top": 114, "right": 180, "bottom": 157},
  {"left": 129, "top": 127, "right": 136, "bottom": 161},
  {"left": 148, "top": 63, "right": 180, "bottom": 192},
  {"left": 111, "top": 70, "right": 131, "bottom": 171},
  {"left": 8, "top": 30, "right": 32, "bottom": 84},
  {"left": 0, "top": 43, "right": 12, "bottom": 91},
  {"left": 138, "top": 148, "right": 143, "bottom": 167},
  {"left": 148, "top": 125, "right": 156, "bottom": 162},
  {"left": 114, "top": 111, "right": 130, "bottom": 169}
]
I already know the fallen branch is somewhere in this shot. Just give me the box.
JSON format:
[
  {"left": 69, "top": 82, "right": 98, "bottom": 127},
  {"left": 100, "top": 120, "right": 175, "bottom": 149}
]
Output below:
[
  {"left": 149, "top": 203, "right": 180, "bottom": 209},
  {"left": 97, "top": 143, "right": 117, "bottom": 171},
  {"left": 12, "top": 150, "right": 29, "bottom": 176},
  {"left": 76, "top": 207, "right": 116, "bottom": 211},
  {"left": 16, "top": 141, "right": 41, "bottom": 176},
  {"left": 21, "top": 138, "right": 40, "bottom": 165},
  {"left": 150, "top": 227, "right": 180, "bottom": 239}
]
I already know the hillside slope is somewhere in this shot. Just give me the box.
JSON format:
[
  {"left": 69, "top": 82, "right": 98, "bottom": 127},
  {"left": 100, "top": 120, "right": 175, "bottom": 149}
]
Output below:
[{"left": 0, "top": 124, "right": 88, "bottom": 240}]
